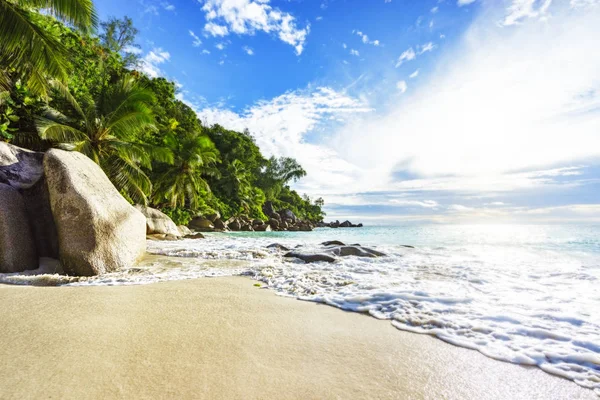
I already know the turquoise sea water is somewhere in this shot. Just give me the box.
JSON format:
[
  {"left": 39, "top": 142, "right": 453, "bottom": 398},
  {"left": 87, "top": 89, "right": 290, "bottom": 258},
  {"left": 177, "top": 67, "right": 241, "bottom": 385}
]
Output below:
[{"left": 1, "top": 223, "right": 599, "bottom": 393}]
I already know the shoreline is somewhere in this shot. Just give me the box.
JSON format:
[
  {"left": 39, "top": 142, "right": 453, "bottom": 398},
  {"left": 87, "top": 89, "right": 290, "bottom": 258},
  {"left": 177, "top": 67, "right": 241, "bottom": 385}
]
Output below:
[{"left": 0, "top": 276, "right": 595, "bottom": 399}]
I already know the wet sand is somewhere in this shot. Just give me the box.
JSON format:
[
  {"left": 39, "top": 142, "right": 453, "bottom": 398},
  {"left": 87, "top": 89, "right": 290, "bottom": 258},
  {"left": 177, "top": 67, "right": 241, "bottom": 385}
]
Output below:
[{"left": 0, "top": 277, "right": 595, "bottom": 399}]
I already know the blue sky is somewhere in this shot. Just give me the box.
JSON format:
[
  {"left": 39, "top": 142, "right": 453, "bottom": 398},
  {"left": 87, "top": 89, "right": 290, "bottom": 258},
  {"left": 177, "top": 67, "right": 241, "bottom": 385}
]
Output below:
[{"left": 95, "top": 0, "right": 600, "bottom": 224}]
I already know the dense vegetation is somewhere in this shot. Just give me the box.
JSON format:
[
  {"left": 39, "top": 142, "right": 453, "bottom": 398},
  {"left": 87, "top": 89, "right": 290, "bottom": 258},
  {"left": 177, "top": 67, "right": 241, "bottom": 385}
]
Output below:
[{"left": 0, "top": 0, "right": 325, "bottom": 225}]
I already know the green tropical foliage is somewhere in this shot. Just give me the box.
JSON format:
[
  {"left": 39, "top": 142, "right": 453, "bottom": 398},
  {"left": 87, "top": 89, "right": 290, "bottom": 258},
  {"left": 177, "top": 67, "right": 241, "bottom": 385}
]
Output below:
[
  {"left": 0, "top": 0, "right": 97, "bottom": 97},
  {"left": 36, "top": 77, "right": 171, "bottom": 204},
  {"left": 0, "top": 10, "right": 326, "bottom": 222}
]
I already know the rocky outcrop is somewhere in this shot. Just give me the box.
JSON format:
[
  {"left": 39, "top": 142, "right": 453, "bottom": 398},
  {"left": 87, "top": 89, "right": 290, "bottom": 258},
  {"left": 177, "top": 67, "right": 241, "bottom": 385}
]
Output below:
[
  {"left": 0, "top": 142, "right": 58, "bottom": 261},
  {"left": 135, "top": 205, "right": 181, "bottom": 237},
  {"left": 321, "top": 240, "right": 345, "bottom": 246},
  {"left": 147, "top": 233, "right": 180, "bottom": 241},
  {"left": 188, "top": 216, "right": 214, "bottom": 231},
  {"left": 185, "top": 233, "right": 205, "bottom": 239},
  {"left": 281, "top": 243, "right": 386, "bottom": 264},
  {"left": 318, "top": 220, "right": 363, "bottom": 228},
  {"left": 278, "top": 209, "right": 297, "bottom": 223},
  {"left": 44, "top": 149, "right": 146, "bottom": 276},
  {"left": 327, "top": 246, "right": 386, "bottom": 258},
  {"left": 267, "top": 243, "right": 290, "bottom": 251},
  {"left": 213, "top": 218, "right": 226, "bottom": 230},
  {"left": 0, "top": 142, "right": 44, "bottom": 190},
  {"left": 0, "top": 183, "right": 38, "bottom": 272},
  {"left": 20, "top": 177, "right": 59, "bottom": 258},
  {"left": 284, "top": 252, "right": 336, "bottom": 263},
  {"left": 178, "top": 225, "right": 192, "bottom": 236},
  {"left": 262, "top": 201, "right": 280, "bottom": 220}
]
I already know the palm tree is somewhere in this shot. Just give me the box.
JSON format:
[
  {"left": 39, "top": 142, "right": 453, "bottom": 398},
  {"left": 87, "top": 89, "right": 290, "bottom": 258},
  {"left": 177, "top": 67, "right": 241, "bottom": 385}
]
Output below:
[
  {"left": 152, "top": 131, "right": 219, "bottom": 209},
  {"left": 36, "top": 77, "right": 172, "bottom": 204},
  {"left": 0, "top": 0, "right": 97, "bottom": 97}
]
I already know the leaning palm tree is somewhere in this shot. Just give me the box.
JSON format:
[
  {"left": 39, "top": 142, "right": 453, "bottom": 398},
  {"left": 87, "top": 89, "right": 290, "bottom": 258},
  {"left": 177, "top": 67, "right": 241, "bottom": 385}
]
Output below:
[
  {"left": 152, "top": 132, "right": 219, "bottom": 209},
  {"left": 36, "top": 77, "right": 172, "bottom": 204},
  {"left": 0, "top": 0, "right": 97, "bottom": 97}
]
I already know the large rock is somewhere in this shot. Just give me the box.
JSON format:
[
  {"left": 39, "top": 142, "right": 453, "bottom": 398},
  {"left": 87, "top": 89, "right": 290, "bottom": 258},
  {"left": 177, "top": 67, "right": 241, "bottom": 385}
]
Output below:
[
  {"left": 278, "top": 209, "right": 297, "bottom": 223},
  {"left": 204, "top": 212, "right": 221, "bottom": 222},
  {"left": 322, "top": 240, "right": 345, "bottom": 246},
  {"left": 328, "top": 246, "right": 386, "bottom": 258},
  {"left": 0, "top": 183, "right": 38, "bottom": 272},
  {"left": 267, "top": 243, "right": 290, "bottom": 251},
  {"left": 283, "top": 252, "right": 336, "bottom": 263},
  {"left": 135, "top": 205, "right": 181, "bottom": 237},
  {"left": 229, "top": 220, "right": 241, "bottom": 231},
  {"left": 213, "top": 218, "right": 226, "bottom": 230},
  {"left": 0, "top": 143, "right": 59, "bottom": 258},
  {"left": 268, "top": 218, "right": 280, "bottom": 230},
  {"left": 254, "top": 223, "right": 271, "bottom": 232},
  {"left": 178, "top": 225, "right": 192, "bottom": 236},
  {"left": 262, "top": 201, "right": 277, "bottom": 218},
  {"left": 20, "top": 177, "right": 59, "bottom": 258},
  {"left": 188, "top": 217, "right": 214, "bottom": 230},
  {"left": 0, "top": 142, "right": 44, "bottom": 190},
  {"left": 44, "top": 149, "right": 146, "bottom": 276}
]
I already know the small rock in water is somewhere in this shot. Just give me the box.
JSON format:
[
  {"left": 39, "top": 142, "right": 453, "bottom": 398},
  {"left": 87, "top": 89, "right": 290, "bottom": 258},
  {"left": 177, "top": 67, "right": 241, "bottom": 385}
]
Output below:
[
  {"left": 400, "top": 245, "right": 415, "bottom": 249},
  {"left": 283, "top": 252, "right": 336, "bottom": 263},
  {"left": 185, "top": 233, "right": 205, "bottom": 240},
  {"left": 147, "top": 233, "right": 180, "bottom": 241},
  {"left": 327, "top": 246, "right": 386, "bottom": 258},
  {"left": 266, "top": 243, "right": 290, "bottom": 251},
  {"left": 321, "top": 240, "right": 345, "bottom": 246}
]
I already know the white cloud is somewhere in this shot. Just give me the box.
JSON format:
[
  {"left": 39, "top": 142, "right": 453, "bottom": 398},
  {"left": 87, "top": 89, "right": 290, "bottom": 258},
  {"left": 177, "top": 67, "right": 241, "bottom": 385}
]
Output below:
[
  {"left": 139, "top": 47, "right": 170, "bottom": 78},
  {"left": 390, "top": 199, "right": 439, "bottom": 208},
  {"left": 330, "top": 2, "right": 600, "bottom": 186},
  {"left": 418, "top": 41, "right": 436, "bottom": 54},
  {"left": 502, "top": 0, "right": 552, "bottom": 26},
  {"left": 161, "top": 2, "right": 175, "bottom": 11},
  {"left": 395, "top": 47, "right": 416, "bottom": 67},
  {"left": 200, "top": 0, "right": 310, "bottom": 55},
  {"left": 215, "top": 43, "right": 226, "bottom": 50},
  {"left": 458, "top": 0, "right": 477, "bottom": 5},
  {"left": 409, "top": 69, "right": 419, "bottom": 78},
  {"left": 143, "top": 4, "right": 158, "bottom": 15},
  {"left": 342, "top": 43, "right": 347, "bottom": 49},
  {"left": 431, "top": 6, "right": 439, "bottom": 13},
  {"left": 316, "top": 16, "right": 323, "bottom": 21},
  {"left": 123, "top": 45, "right": 143, "bottom": 55},
  {"left": 448, "top": 204, "right": 473, "bottom": 211},
  {"left": 202, "top": 49, "right": 211, "bottom": 55},
  {"left": 243, "top": 46, "right": 254, "bottom": 55},
  {"left": 205, "top": 22, "right": 229, "bottom": 37},
  {"left": 396, "top": 80, "right": 407, "bottom": 93},
  {"left": 350, "top": 49, "right": 360, "bottom": 56},
  {"left": 197, "top": 87, "right": 372, "bottom": 192},
  {"left": 354, "top": 30, "right": 381, "bottom": 46},
  {"left": 189, "top": 30, "right": 202, "bottom": 47}
]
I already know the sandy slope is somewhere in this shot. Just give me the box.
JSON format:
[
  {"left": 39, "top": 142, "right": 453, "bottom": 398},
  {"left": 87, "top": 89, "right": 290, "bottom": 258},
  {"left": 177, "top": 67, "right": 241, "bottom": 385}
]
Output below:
[{"left": 0, "top": 277, "right": 594, "bottom": 399}]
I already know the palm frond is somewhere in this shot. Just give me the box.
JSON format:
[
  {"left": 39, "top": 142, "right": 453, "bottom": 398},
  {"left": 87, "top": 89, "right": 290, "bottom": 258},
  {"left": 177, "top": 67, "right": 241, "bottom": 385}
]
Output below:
[
  {"left": 15, "top": 0, "right": 98, "bottom": 32},
  {"left": 36, "top": 116, "right": 88, "bottom": 143},
  {"left": 0, "top": 2, "right": 69, "bottom": 95},
  {"left": 104, "top": 155, "right": 151, "bottom": 205}
]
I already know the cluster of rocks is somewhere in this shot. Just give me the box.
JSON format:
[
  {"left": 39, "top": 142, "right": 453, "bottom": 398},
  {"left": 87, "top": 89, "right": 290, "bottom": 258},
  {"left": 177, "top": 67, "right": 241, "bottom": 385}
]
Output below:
[
  {"left": 266, "top": 240, "right": 386, "bottom": 263},
  {"left": 317, "top": 220, "right": 363, "bottom": 228},
  {"left": 0, "top": 143, "right": 146, "bottom": 276},
  {"left": 135, "top": 205, "right": 206, "bottom": 241},
  {"left": 186, "top": 201, "right": 317, "bottom": 233}
]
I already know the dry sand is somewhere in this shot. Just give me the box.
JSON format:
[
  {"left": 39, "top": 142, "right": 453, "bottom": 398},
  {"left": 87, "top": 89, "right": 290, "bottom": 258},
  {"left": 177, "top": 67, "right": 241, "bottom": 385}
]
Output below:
[{"left": 0, "top": 277, "right": 595, "bottom": 399}]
